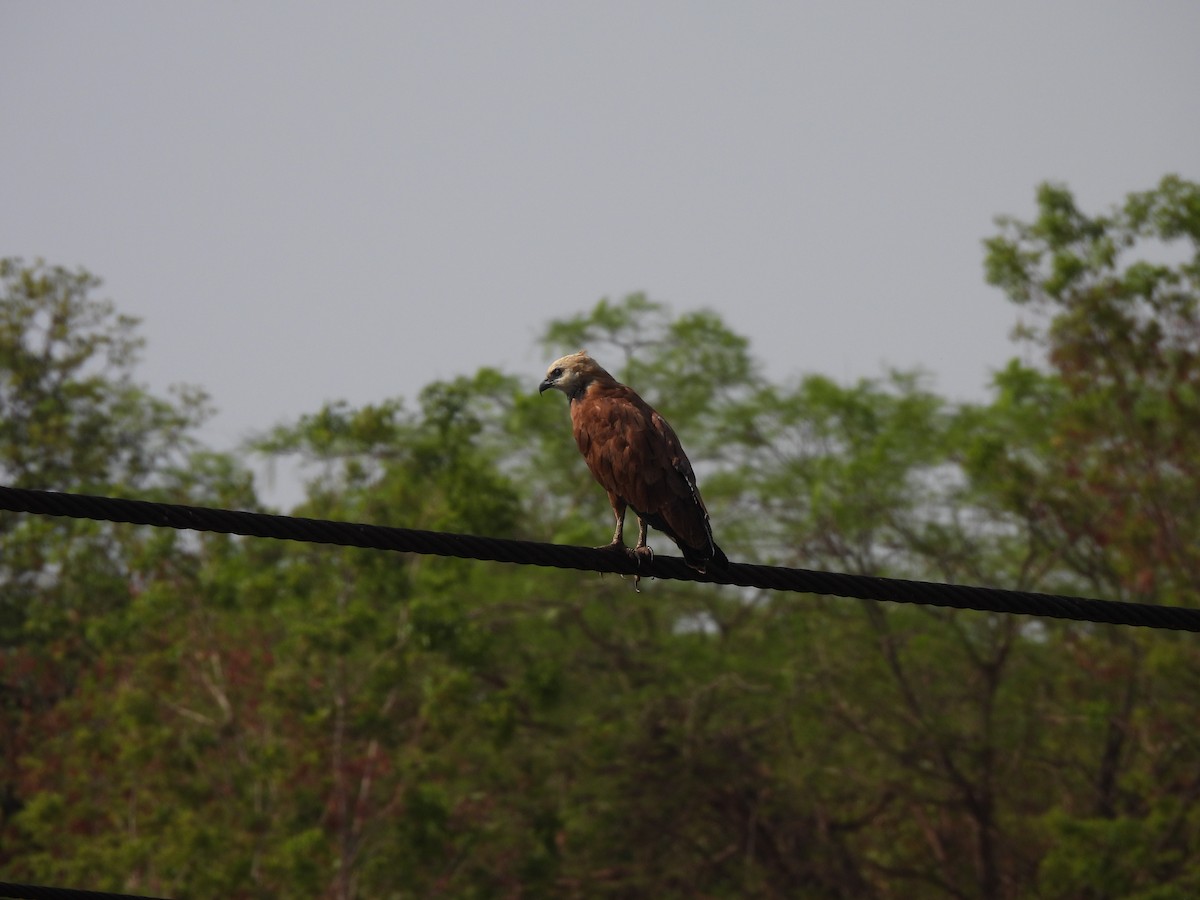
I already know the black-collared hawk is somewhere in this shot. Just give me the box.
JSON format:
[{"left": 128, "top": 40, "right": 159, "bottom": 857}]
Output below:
[{"left": 539, "top": 350, "right": 728, "bottom": 574}]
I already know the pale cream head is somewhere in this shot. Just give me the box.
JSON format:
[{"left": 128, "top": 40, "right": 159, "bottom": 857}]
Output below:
[{"left": 538, "top": 350, "right": 611, "bottom": 396}]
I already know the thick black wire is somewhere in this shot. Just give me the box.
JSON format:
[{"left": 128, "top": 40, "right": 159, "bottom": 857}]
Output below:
[
  {"left": 0, "top": 485, "right": 1197, "bottom": 632},
  {"left": 0, "top": 883, "right": 171, "bottom": 900}
]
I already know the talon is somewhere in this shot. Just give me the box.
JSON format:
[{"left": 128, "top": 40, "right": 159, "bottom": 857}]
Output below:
[
  {"left": 595, "top": 539, "right": 651, "bottom": 590},
  {"left": 629, "top": 544, "right": 652, "bottom": 591},
  {"left": 630, "top": 545, "right": 653, "bottom": 572}
]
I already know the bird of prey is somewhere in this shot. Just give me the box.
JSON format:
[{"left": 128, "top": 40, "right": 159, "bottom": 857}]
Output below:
[{"left": 539, "top": 350, "right": 728, "bottom": 575}]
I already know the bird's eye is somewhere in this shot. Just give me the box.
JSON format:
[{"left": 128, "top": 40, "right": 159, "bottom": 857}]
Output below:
[{"left": 551, "top": 367, "right": 563, "bottom": 378}]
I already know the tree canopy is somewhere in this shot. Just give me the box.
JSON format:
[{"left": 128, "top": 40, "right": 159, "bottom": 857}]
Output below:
[{"left": 2, "top": 176, "right": 1199, "bottom": 899}]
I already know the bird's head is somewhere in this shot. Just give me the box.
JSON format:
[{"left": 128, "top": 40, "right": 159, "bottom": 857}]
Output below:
[{"left": 539, "top": 350, "right": 610, "bottom": 399}]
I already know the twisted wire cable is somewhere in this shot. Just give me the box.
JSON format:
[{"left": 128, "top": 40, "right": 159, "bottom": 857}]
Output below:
[{"left": 1, "top": 486, "right": 1195, "bottom": 631}]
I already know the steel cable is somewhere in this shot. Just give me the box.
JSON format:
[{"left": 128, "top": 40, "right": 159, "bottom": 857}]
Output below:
[{"left": 0, "top": 486, "right": 1196, "bottom": 631}]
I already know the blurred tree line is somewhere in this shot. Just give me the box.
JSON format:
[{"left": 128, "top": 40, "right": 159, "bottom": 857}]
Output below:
[{"left": 1, "top": 176, "right": 1198, "bottom": 898}]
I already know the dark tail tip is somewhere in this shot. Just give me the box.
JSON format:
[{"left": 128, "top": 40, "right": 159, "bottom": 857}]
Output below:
[
  {"left": 685, "top": 542, "right": 729, "bottom": 573},
  {"left": 708, "top": 543, "right": 730, "bottom": 572}
]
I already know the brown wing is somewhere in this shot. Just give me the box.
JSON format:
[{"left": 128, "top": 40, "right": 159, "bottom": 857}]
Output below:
[
  {"left": 642, "top": 406, "right": 718, "bottom": 556},
  {"left": 572, "top": 384, "right": 721, "bottom": 564}
]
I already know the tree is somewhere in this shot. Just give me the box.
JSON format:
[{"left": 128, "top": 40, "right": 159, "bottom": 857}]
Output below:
[
  {"left": 982, "top": 175, "right": 1200, "bottom": 603},
  {"left": 6, "top": 171, "right": 1200, "bottom": 898},
  {"left": 978, "top": 175, "right": 1200, "bottom": 897},
  {"left": 0, "top": 259, "right": 254, "bottom": 891}
]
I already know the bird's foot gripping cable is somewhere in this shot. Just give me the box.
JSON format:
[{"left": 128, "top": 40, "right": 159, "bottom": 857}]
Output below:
[{"left": 627, "top": 544, "right": 654, "bottom": 591}]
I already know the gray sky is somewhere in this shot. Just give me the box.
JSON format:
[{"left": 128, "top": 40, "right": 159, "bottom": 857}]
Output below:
[{"left": 3, "top": 3, "right": 1199, "bottom": 499}]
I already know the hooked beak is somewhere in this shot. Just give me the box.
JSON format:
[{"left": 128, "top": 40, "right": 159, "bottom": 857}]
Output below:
[{"left": 538, "top": 379, "right": 554, "bottom": 394}]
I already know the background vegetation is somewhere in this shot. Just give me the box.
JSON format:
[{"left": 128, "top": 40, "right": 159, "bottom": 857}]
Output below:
[{"left": 2, "top": 177, "right": 1198, "bottom": 898}]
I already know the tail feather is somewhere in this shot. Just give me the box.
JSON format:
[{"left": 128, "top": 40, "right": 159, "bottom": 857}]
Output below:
[
  {"left": 633, "top": 507, "right": 727, "bottom": 573},
  {"left": 681, "top": 539, "right": 728, "bottom": 573}
]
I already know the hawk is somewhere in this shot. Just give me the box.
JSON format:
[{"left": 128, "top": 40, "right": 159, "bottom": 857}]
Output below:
[{"left": 539, "top": 350, "right": 728, "bottom": 574}]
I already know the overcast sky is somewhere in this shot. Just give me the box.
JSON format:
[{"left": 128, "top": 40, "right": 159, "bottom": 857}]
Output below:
[{"left": 3, "top": 2, "right": 1198, "bottom": 502}]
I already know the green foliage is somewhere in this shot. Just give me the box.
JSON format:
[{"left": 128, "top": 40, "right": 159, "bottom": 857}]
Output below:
[
  {"left": 4, "top": 178, "right": 1200, "bottom": 898},
  {"left": 0, "top": 257, "right": 259, "bottom": 895},
  {"left": 0, "top": 258, "right": 209, "bottom": 491},
  {"left": 983, "top": 176, "right": 1200, "bottom": 601},
  {"left": 720, "top": 369, "right": 952, "bottom": 574}
]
